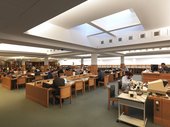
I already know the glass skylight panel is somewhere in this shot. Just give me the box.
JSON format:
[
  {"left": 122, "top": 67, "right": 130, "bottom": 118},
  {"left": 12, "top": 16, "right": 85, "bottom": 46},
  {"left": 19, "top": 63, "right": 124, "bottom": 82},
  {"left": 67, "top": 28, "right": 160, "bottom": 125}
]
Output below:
[
  {"left": 88, "top": 33, "right": 113, "bottom": 40},
  {"left": 111, "top": 25, "right": 144, "bottom": 36},
  {"left": 71, "top": 23, "right": 102, "bottom": 36},
  {"left": 91, "top": 9, "right": 141, "bottom": 31}
]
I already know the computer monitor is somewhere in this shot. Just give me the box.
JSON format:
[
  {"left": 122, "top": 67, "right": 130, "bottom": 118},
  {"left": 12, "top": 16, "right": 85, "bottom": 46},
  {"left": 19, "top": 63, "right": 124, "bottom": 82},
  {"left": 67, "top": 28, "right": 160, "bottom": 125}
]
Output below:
[
  {"left": 148, "top": 79, "right": 168, "bottom": 95},
  {"left": 151, "top": 64, "right": 158, "bottom": 72}
]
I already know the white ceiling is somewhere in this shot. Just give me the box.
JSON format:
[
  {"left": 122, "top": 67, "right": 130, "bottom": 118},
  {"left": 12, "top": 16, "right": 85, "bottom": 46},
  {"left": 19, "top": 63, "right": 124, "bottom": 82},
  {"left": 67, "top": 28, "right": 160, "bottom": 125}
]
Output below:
[{"left": 0, "top": 0, "right": 170, "bottom": 59}]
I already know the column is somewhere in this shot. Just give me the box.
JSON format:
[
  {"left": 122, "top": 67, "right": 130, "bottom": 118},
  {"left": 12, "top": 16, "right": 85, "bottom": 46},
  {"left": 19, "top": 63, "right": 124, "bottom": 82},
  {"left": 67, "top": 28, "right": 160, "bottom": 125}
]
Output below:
[
  {"left": 120, "top": 55, "right": 125, "bottom": 69},
  {"left": 89, "top": 54, "right": 98, "bottom": 75},
  {"left": 22, "top": 60, "right": 26, "bottom": 71},
  {"left": 91, "top": 54, "right": 97, "bottom": 65},
  {"left": 81, "top": 58, "right": 84, "bottom": 68},
  {"left": 44, "top": 57, "right": 49, "bottom": 71}
]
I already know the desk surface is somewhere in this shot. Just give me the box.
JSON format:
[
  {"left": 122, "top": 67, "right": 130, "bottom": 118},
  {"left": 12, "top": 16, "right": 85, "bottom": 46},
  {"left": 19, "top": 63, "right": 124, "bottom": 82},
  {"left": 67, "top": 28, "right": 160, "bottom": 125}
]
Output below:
[{"left": 118, "top": 93, "right": 147, "bottom": 103}]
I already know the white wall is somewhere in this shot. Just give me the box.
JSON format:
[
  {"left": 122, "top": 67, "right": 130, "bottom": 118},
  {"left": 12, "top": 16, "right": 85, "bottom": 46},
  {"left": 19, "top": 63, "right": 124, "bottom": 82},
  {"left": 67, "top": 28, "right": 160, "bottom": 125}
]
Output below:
[
  {"left": 125, "top": 54, "right": 170, "bottom": 65},
  {"left": 59, "top": 54, "right": 170, "bottom": 65},
  {"left": 59, "top": 59, "right": 81, "bottom": 65}
]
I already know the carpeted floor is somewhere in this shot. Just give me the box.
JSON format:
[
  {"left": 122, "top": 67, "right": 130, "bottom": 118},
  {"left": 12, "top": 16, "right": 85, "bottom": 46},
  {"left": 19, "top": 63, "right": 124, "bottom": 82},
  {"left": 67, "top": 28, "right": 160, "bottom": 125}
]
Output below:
[{"left": 0, "top": 75, "right": 161, "bottom": 127}]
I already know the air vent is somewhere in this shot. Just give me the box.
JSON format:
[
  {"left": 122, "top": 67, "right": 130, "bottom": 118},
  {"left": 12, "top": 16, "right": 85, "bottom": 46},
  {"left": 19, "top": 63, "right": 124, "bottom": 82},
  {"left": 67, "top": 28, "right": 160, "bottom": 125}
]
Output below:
[
  {"left": 129, "top": 36, "right": 133, "bottom": 40},
  {"left": 140, "top": 33, "right": 145, "bottom": 38},
  {"left": 118, "top": 38, "right": 122, "bottom": 42},
  {"left": 109, "top": 39, "right": 112, "bottom": 43},
  {"left": 101, "top": 41, "right": 104, "bottom": 44},
  {"left": 154, "top": 31, "right": 160, "bottom": 36}
]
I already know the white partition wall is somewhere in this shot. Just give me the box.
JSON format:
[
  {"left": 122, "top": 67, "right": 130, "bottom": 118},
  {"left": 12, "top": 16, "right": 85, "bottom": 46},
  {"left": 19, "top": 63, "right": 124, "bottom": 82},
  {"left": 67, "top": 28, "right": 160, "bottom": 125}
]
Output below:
[{"left": 59, "top": 54, "right": 170, "bottom": 65}]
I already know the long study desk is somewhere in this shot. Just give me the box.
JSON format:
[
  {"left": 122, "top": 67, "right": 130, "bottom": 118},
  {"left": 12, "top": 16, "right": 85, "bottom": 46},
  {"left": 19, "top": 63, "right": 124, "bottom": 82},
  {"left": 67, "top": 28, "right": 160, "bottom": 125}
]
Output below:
[
  {"left": 25, "top": 77, "right": 91, "bottom": 108},
  {"left": 142, "top": 72, "right": 170, "bottom": 83}
]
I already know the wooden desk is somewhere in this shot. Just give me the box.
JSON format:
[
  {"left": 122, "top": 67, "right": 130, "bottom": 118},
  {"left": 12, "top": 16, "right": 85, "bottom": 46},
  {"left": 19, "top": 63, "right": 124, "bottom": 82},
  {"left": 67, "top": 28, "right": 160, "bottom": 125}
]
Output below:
[
  {"left": 142, "top": 72, "right": 170, "bottom": 83},
  {"left": 26, "top": 82, "right": 54, "bottom": 108},
  {"left": 2, "top": 77, "right": 17, "bottom": 90},
  {"left": 148, "top": 95, "right": 170, "bottom": 127}
]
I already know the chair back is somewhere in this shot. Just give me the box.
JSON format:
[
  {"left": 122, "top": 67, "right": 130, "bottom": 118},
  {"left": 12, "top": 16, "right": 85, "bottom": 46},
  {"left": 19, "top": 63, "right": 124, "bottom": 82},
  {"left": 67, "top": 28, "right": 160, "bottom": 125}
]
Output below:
[
  {"left": 88, "top": 78, "right": 95, "bottom": 86},
  {"left": 75, "top": 80, "right": 83, "bottom": 90},
  {"left": 104, "top": 75, "right": 109, "bottom": 86},
  {"left": 60, "top": 85, "right": 71, "bottom": 99},
  {"left": 110, "top": 85, "right": 116, "bottom": 98},
  {"left": 17, "top": 76, "right": 26, "bottom": 85}
]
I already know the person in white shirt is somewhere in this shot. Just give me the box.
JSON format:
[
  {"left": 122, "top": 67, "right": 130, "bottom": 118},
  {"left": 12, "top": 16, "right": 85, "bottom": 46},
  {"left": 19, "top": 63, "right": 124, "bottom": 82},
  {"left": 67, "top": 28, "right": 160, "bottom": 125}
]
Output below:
[{"left": 121, "top": 71, "right": 133, "bottom": 91}]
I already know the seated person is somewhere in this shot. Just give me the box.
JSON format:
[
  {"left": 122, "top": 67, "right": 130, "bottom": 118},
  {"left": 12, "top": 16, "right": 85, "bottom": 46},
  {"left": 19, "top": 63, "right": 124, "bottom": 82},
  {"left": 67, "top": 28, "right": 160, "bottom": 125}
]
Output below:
[
  {"left": 96, "top": 69, "right": 104, "bottom": 84},
  {"left": 47, "top": 71, "right": 53, "bottom": 79},
  {"left": 159, "top": 63, "right": 169, "bottom": 73},
  {"left": 52, "top": 73, "right": 65, "bottom": 96},
  {"left": 121, "top": 71, "right": 133, "bottom": 91},
  {"left": 34, "top": 69, "right": 40, "bottom": 76}
]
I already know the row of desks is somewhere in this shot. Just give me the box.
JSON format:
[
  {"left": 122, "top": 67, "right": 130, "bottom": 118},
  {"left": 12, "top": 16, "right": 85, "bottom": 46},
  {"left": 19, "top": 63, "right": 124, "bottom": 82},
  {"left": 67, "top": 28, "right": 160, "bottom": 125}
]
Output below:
[{"left": 26, "top": 75, "right": 98, "bottom": 107}]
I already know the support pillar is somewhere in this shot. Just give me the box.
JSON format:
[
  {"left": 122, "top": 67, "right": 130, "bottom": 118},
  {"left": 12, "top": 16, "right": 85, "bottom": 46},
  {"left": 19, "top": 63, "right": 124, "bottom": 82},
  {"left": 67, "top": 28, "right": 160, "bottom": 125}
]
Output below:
[
  {"left": 89, "top": 54, "right": 98, "bottom": 75},
  {"left": 44, "top": 57, "right": 49, "bottom": 71},
  {"left": 22, "top": 60, "right": 26, "bottom": 71},
  {"left": 120, "top": 56, "right": 125, "bottom": 69}
]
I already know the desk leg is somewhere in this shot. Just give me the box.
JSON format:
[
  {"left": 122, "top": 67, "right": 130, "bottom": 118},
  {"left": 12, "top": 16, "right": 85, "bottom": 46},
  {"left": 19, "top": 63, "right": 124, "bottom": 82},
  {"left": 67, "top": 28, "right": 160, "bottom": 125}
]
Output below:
[{"left": 118, "top": 103, "right": 120, "bottom": 118}]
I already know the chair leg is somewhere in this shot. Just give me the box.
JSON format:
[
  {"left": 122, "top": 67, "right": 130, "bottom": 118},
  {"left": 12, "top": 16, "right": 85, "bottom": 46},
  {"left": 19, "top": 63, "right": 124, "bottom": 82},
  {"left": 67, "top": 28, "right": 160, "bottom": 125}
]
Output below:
[
  {"left": 70, "top": 96, "right": 72, "bottom": 104},
  {"left": 82, "top": 89, "right": 83, "bottom": 95},
  {"left": 53, "top": 96, "right": 55, "bottom": 105},
  {"left": 108, "top": 99, "right": 110, "bottom": 110},
  {"left": 60, "top": 98, "right": 62, "bottom": 108},
  {"left": 88, "top": 86, "right": 90, "bottom": 92},
  {"left": 104, "top": 83, "right": 106, "bottom": 89},
  {"left": 75, "top": 90, "right": 77, "bottom": 96}
]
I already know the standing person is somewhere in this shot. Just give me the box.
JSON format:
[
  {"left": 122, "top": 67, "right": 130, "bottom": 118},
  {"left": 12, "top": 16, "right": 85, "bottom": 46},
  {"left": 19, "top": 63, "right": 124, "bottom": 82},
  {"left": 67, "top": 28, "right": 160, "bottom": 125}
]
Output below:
[
  {"left": 159, "top": 63, "right": 169, "bottom": 73},
  {"left": 121, "top": 71, "right": 133, "bottom": 91}
]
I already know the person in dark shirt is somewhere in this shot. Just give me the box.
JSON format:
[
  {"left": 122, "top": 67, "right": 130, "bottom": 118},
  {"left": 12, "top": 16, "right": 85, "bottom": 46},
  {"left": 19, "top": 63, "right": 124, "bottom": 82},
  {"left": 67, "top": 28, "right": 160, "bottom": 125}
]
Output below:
[
  {"left": 96, "top": 69, "right": 104, "bottom": 85},
  {"left": 160, "top": 63, "right": 169, "bottom": 73},
  {"left": 52, "top": 73, "right": 65, "bottom": 96}
]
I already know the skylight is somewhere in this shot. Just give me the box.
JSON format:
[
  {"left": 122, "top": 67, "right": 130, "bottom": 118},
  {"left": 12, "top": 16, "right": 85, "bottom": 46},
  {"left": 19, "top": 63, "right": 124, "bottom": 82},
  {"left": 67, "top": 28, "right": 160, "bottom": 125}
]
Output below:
[
  {"left": 91, "top": 9, "right": 141, "bottom": 31},
  {"left": 111, "top": 25, "right": 144, "bottom": 36},
  {"left": 71, "top": 23, "right": 102, "bottom": 36},
  {"left": 0, "top": 43, "right": 69, "bottom": 54}
]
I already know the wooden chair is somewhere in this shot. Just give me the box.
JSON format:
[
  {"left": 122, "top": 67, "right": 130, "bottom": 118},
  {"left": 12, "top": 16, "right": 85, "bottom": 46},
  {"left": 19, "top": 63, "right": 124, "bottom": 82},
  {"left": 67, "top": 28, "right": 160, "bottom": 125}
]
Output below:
[
  {"left": 108, "top": 85, "right": 118, "bottom": 110},
  {"left": 87, "top": 78, "right": 96, "bottom": 91},
  {"left": 74, "top": 80, "right": 84, "bottom": 96},
  {"left": 53, "top": 85, "right": 72, "bottom": 108},
  {"left": 16, "top": 76, "right": 26, "bottom": 89},
  {"left": 98, "top": 75, "right": 109, "bottom": 88}
]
